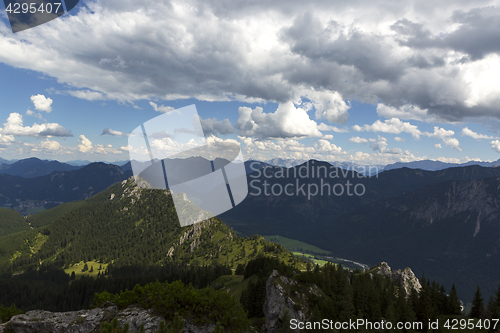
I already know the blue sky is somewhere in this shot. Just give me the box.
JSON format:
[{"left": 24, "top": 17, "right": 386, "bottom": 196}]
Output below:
[{"left": 1, "top": 0, "right": 500, "bottom": 165}]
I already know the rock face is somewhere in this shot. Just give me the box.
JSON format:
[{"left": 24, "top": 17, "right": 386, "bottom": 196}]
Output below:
[
  {"left": 375, "top": 262, "right": 422, "bottom": 296},
  {"left": 0, "top": 305, "right": 214, "bottom": 333},
  {"left": 263, "top": 270, "right": 309, "bottom": 333}
]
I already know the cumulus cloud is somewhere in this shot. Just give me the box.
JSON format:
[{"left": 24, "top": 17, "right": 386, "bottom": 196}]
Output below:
[
  {"left": 353, "top": 118, "right": 422, "bottom": 139},
  {"left": 26, "top": 110, "right": 44, "bottom": 120},
  {"left": 349, "top": 136, "right": 368, "bottom": 144},
  {"left": 322, "top": 134, "right": 333, "bottom": 140},
  {"left": 0, "top": 1, "right": 498, "bottom": 122},
  {"left": 78, "top": 135, "right": 93, "bottom": 153},
  {"left": 369, "top": 136, "right": 388, "bottom": 153},
  {"left": 317, "top": 123, "right": 349, "bottom": 133},
  {"left": 236, "top": 102, "right": 322, "bottom": 139},
  {"left": 1, "top": 113, "right": 72, "bottom": 137},
  {"left": 200, "top": 118, "right": 235, "bottom": 136},
  {"left": 434, "top": 143, "right": 442, "bottom": 148},
  {"left": 0, "top": 133, "right": 14, "bottom": 144},
  {"left": 30, "top": 94, "right": 52, "bottom": 113},
  {"left": 101, "top": 128, "right": 127, "bottom": 136},
  {"left": 149, "top": 102, "right": 175, "bottom": 113},
  {"left": 304, "top": 90, "right": 350, "bottom": 124},
  {"left": 78, "top": 135, "right": 122, "bottom": 155},
  {"left": 491, "top": 140, "right": 500, "bottom": 153},
  {"left": 67, "top": 90, "right": 106, "bottom": 101},
  {"left": 394, "top": 136, "right": 405, "bottom": 142},
  {"left": 376, "top": 103, "right": 430, "bottom": 122},
  {"left": 314, "top": 139, "right": 343, "bottom": 153},
  {"left": 40, "top": 139, "right": 62, "bottom": 152},
  {"left": 461, "top": 127, "right": 496, "bottom": 140},
  {"left": 427, "top": 126, "right": 462, "bottom": 150}
]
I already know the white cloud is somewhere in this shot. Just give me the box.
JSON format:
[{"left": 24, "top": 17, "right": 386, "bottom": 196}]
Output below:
[
  {"left": 67, "top": 90, "right": 106, "bottom": 101},
  {"left": 236, "top": 102, "right": 322, "bottom": 139},
  {"left": 101, "top": 128, "right": 127, "bottom": 136},
  {"left": 322, "top": 134, "right": 333, "bottom": 140},
  {"left": 200, "top": 118, "right": 234, "bottom": 136},
  {"left": 30, "top": 94, "right": 52, "bottom": 113},
  {"left": 317, "top": 123, "right": 350, "bottom": 133},
  {"left": 40, "top": 139, "right": 62, "bottom": 152},
  {"left": 314, "top": 139, "right": 343, "bottom": 153},
  {"left": 349, "top": 136, "right": 368, "bottom": 143},
  {"left": 303, "top": 90, "right": 350, "bottom": 124},
  {"left": 0, "top": 133, "right": 14, "bottom": 144},
  {"left": 0, "top": 1, "right": 499, "bottom": 124},
  {"left": 376, "top": 103, "right": 430, "bottom": 122},
  {"left": 149, "top": 102, "right": 175, "bottom": 113},
  {"left": 461, "top": 127, "right": 496, "bottom": 140},
  {"left": 26, "top": 110, "right": 44, "bottom": 120},
  {"left": 491, "top": 140, "right": 500, "bottom": 153},
  {"left": 78, "top": 135, "right": 122, "bottom": 155},
  {"left": 78, "top": 135, "right": 93, "bottom": 153},
  {"left": 426, "top": 126, "right": 462, "bottom": 150},
  {"left": 353, "top": 118, "right": 422, "bottom": 139},
  {"left": 369, "top": 135, "right": 388, "bottom": 153},
  {"left": 1, "top": 113, "right": 72, "bottom": 137},
  {"left": 394, "top": 136, "right": 405, "bottom": 142},
  {"left": 434, "top": 143, "right": 442, "bottom": 148}
]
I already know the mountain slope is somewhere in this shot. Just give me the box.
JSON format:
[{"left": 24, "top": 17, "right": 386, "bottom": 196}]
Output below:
[
  {"left": 220, "top": 161, "right": 500, "bottom": 302},
  {"left": 319, "top": 176, "right": 500, "bottom": 302},
  {"left": 0, "top": 177, "right": 306, "bottom": 278},
  {"left": 0, "top": 209, "right": 30, "bottom": 237}
]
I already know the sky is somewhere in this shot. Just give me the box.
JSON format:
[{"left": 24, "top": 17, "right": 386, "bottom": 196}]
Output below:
[{"left": 0, "top": 0, "right": 500, "bottom": 166}]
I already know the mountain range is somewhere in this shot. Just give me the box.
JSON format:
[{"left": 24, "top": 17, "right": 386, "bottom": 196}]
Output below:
[
  {"left": 0, "top": 158, "right": 82, "bottom": 178},
  {"left": 220, "top": 161, "right": 500, "bottom": 302},
  {"left": 383, "top": 158, "right": 500, "bottom": 171},
  {"left": 0, "top": 163, "right": 132, "bottom": 212},
  {"left": 1, "top": 156, "right": 500, "bottom": 303}
]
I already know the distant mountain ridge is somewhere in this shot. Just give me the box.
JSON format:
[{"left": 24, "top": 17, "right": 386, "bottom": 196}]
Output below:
[
  {"left": 384, "top": 158, "right": 500, "bottom": 171},
  {"left": 0, "top": 157, "right": 82, "bottom": 178},
  {"left": 0, "top": 163, "right": 132, "bottom": 211}
]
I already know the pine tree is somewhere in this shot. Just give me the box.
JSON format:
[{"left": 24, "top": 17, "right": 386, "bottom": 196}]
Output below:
[
  {"left": 469, "top": 286, "right": 485, "bottom": 319},
  {"left": 486, "top": 285, "right": 500, "bottom": 320},
  {"left": 447, "top": 284, "right": 462, "bottom": 315}
]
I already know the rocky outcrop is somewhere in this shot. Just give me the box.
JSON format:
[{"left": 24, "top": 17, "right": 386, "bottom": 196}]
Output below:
[
  {"left": 263, "top": 270, "right": 309, "bottom": 333},
  {"left": 0, "top": 305, "right": 214, "bottom": 333},
  {"left": 375, "top": 262, "right": 422, "bottom": 296}
]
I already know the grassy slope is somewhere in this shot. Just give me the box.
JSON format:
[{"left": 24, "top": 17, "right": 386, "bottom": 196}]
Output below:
[
  {"left": 263, "top": 235, "right": 331, "bottom": 254},
  {"left": 1, "top": 179, "right": 309, "bottom": 278}
]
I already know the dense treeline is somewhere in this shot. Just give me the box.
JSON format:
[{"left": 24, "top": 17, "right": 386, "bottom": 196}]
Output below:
[
  {"left": 1, "top": 188, "right": 302, "bottom": 277},
  {"left": 9, "top": 190, "right": 182, "bottom": 271},
  {"left": 94, "top": 280, "right": 250, "bottom": 331},
  {"left": 0, "top": 261, "right": 231, "bottom": 313},
  {"left": 237, "top": 258, "right": 500, "bottom": 332}
]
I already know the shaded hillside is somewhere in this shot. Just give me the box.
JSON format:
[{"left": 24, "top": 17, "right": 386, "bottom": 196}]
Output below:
[
  {"left": 220, "top": 161, "right": 500, "bottom": 303},
  {"left": 316, "top": 176, "right": 500, "bottom": 303},
  {"left": 0, "top": 163, "right": 132, "bottom": 209},
  {"left": 0, "top": 177, "right": 306, "bottom": 278},
  {"left": 0, "top": 209, "right": 30, "bottom": 237}
]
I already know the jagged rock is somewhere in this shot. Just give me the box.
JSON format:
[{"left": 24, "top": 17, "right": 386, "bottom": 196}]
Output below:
[
  {"left": 263, "top": 270, "right": 307, "bottom": 333},
  {"left": 0, "top": 306, "right": 118, "bottom": 333},
  {"left": 0, "top": 305, "right": 216, "bottom": 333},
  {"left": 375, "top": 262, "right": 422, "bottom": 296}
]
